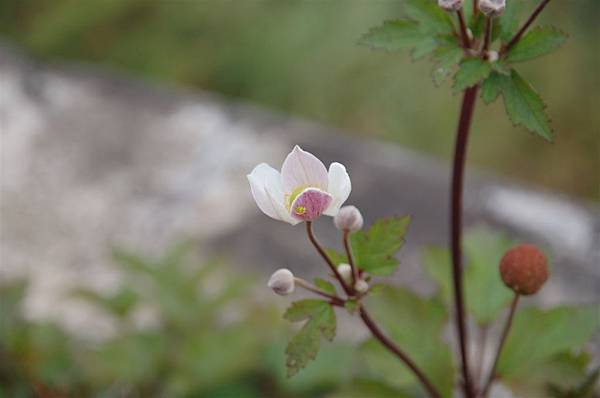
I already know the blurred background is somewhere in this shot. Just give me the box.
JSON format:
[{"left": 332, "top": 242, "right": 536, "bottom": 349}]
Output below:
[{"left": 0, "top": 0, "right": 599, "bottom": 397}]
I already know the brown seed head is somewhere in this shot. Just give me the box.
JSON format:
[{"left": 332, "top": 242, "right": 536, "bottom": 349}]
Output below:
[{"left": 500, "top": 244, "right": 549, "bottom": 295}]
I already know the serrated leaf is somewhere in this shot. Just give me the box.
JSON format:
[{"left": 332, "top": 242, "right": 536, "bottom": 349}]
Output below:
[
  {"left": 453, "top": 57, "right": 492, "bottom": 91},
  {"left": 498, "top": 69, "right": 553, "bottom": 140},
  {"left": 498, "top": 306, "right": 600, "bottom": 379},
  {"left": 358, "top": 20, "right": 424, "bottom": 52},
  {"left": 314, "top": 278, "right": 336, "bottom": 295},
  {"left": 405, "top": 0, "right": 454, "bottom": 34},
  {"left": 350, "top": 216, "right": 411, "bottom": 276},
  {"left": 431, "top": 44, "right": 464, "bottom": 86},
  {"left": 506, "top": 26, "right": 568, "bottom": 63},
  {"left": 361, "top": 286, "right": 454, "bottom": 397},
  {"left": 423, "top": 227, "right": 514, "bottom": 325},
  {"left": 481, "top": 71, "right": 503, "bottom": 104},
  {"left": 283, "top": 299, "right": 336, "bottom": 377}
]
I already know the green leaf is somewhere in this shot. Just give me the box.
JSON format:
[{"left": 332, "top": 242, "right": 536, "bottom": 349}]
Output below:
[
  {"left": 498, "top": 305, "right": 600, "bottom": 379},
  {"left": 405, "top": 0, "right": 454, "bottom": 34},
  {"left": 498, "top": 69, "right": 553, "bottom": 140},
  {"left": 350, "top": 216, "right": 411, "bottom": 276},
  {"left": 411, "top": 36, "right": 439, "bottom": 60},
  {"left": 453, "top": 57, "right": 492, "bottom": 92},
  {"left": 344, "top": 299, "right": 359, "bottom": 314},
  {"left": 431, "top": 44, "right": 464, "bottom": 86},
  {"left": 360, "top": 286, "right": 454, "bottom": 397},
  {"left": 463, "top": 227, "right": 514, "bottom": 324},
  {"left": 358, "top": 20, "right": 424, "bottom": 52},
  {"left": 481, "top": 71, "right": 503, "bottom": 104},
  {"left": 329, "top": 378, "right": 414, "bottom": 398},
  {"left": 498, "top": 0, "right": 524, "bottom": 42},
  {"left": 283, "top": 299, "right": 336, "bottom": 377},
  {"left": 506, "top": 26, "right": 568, "bottom": 63},
  {"left": 423, "top": 227, "right": 514, "bottom": 325},
  {"left": 314, "top": 278, "right": 336, "bottom": 295}
]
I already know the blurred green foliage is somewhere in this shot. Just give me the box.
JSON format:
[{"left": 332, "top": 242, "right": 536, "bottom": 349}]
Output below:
[
  {"left": 0, "top": 0, "right": 597, "bottom": 200},
  {"left": 0, "top": 244, "right": 355, "bottom": 397}
]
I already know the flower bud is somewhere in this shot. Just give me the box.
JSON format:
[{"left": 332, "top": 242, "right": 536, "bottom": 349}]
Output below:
[
  {"left": 337, "top": 263, "right": 353, "bottom": 284},
  {"left": 487, "top": 50, "right": 499, "bottom": 62},
  {"left": 499, "top": 244, "right": 549, "bottom": 295},
  {"left": 354, "top": 279, "right": 369, "bottom": 294},
  {"left": 438, "top": 0, "right": 463, "bottom": 11},
  {"left": 479, "top": 0, "right": 505, "bottom": 17},
  {"left": 334, "top": 205, "right": 364, "bottom": 232},
  {"left": 268, "top": 268, "right": 295, "bottom": 295}
]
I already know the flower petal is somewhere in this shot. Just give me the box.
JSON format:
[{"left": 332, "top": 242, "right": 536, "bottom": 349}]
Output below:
[
  {"left": 247, "top": 163, "right": 285, "bottom": 221},
  {"left": 323, "top": 162, "right": 351, "bottom": 216},
  {"left": 290, "top": 188, "right": 332, "bottom": 222},
  {"left": 281, "top": 145, "right": 328, "bottom": 193}
]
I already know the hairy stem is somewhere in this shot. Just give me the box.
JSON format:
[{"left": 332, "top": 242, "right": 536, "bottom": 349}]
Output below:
[
  {"left": 305, "top": 221, "right": 352, "bottom": 295},
  {"left": 451, "top": 84, "right": 479, "bottom": 398},
  {"left": 502, "top": 0, "right": 552, "bottom": 56},
  {"left": 481, "top": 293, "right": 520, "bottom": 397},
  {"left": 342, "top": 230, "right": 359, "bottom": 287},
  {"left": 359, "top": 305, "right": 443, "bottom": 398}
]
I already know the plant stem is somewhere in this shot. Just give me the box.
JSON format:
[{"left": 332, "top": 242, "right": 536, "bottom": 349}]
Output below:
[
  {"left": 305, "top": 221, "right": 352, "bottom": 295},
  {"left": 359, "top": 305, "right": 442, "bottom": 398},
  {"left": 456, "top": 9, "right": 471, "bottom": 49},
  {"left": 294, "top": 277, "right": 345, "bottom": 305},
  {"left": 481, "top": 16, "right": 493, "bottom": 57},
  {"left": 450, "top": 84, "right": 479, "bottom": 398},
  {"left": 342, "top": 230, "right": 359, "bottom": 287},
  {"left": 502, "top": 0, "right": 552, "bottom": 56},
  {"left": 481, "top": 293, "right": 520, "bottom": 397},
  {"left": 472, "top": 0, "right": 479, "bottom": 18}
]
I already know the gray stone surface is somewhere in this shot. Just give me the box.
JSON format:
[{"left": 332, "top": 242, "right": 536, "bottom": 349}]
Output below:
[{"left": 1, "top": 42, "right": 599, "bottom": 342}]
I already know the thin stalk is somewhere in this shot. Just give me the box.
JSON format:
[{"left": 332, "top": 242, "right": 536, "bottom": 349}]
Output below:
[
  {"left": 481, "top": 293, "right": 520, "bottom": 397},
  {"left": 359, "top": 305, "right": 442, "bottom": 398},
  {"left": 481, "top": 16, "right": 493, "bottom": 57},
  {"left": 342, "top": 230, "right": 359, "bottom": 287},
  {"left": 501, "top": 0, "right": 552, "bottom": 56},
  {"left": 473, "top": 0, "right": 479, "bottom": 18},
  {"left": 456, "top": 9, "right": 472, "bottom": 49},
  {"left": 294, "top": 277, "right": 344, "bottom": 305},
  {"left": 305, "top": 221, "right": 352, "bottom": 295},
  {"left": 450, "top": 84, "right": 480, "bottom": 398}
]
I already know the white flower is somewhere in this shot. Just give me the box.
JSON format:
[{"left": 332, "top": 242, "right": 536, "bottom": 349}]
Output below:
[
  {"left": 268, "top": 268, "right": 295, "bottom": 295},
  {"left": 247, "top": 146, "right": 351, "bottom": 225}
]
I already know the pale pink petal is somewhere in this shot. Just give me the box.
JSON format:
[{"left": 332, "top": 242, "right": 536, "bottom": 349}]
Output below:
[
  {"left": 266, "top": 189, "right": 301, "bottom": 225},
  {"left": 323, "top": 162, "right": 351, "bottom": 216},
  {"left": 281, "top": 146, "right": 328, "bottom": 193},
  {"left": 290, "top": 188, "right": 332, "bottom": 222},
  {"left": 247, "top": 163, "right": 284, "bottom": 221}
]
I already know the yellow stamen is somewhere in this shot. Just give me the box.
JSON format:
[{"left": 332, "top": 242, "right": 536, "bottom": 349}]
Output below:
[{"left": 295, "top": 205, "right": 306, "bottom": 215}]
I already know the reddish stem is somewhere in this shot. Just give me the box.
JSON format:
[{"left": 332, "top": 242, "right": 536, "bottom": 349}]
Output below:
[
  {"left": 450, "top": 84, "right": 479, "bottom": 398},
  {"left": 456, "top": 9, "right": 472, "bottom": 49},
  {"left": 342, "top": 230, "right": 359, "bottom": 287},
  {"left": 502, "top": 0, "right": 552, "bottom": 56},
  {"left": 481, "top": 293, "right": 520, "bottom": 397},
  {"left": 359, "top": 305, "right": 442, "bottom": 398}
]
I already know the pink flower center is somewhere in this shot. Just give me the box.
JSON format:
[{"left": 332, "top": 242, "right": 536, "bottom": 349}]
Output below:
[{"left": 289, "top": 188, "right": 332, "bottom": 221}]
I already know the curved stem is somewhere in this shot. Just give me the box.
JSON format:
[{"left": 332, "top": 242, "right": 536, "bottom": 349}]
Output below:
[
  {"left": 501, "top": 0, "right": 552, "bottom": 56},
  {"left": 359, "top": 305, "right": 442, "bottom": 398},
  {"left": 450, "top": 84, "right": 479, "bottom": 398},
  {"left": 481, "top": 293, "right": 520, "bottom": 397},
  {"left": 305, "top": 221, "right": 352, "bottom": 295},
  {"left": 342, "top": 230, "right": 359, "bottom": 287}
]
